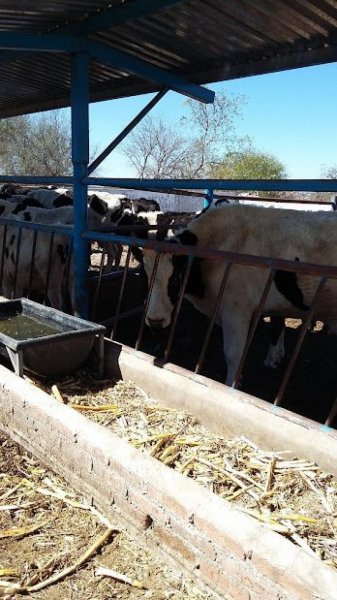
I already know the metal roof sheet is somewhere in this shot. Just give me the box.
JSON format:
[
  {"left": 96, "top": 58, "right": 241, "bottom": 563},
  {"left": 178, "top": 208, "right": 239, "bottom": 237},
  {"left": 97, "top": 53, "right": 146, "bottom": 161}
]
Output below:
[{"left": 0, "top": 0, "right": 336, "bottom": 117}]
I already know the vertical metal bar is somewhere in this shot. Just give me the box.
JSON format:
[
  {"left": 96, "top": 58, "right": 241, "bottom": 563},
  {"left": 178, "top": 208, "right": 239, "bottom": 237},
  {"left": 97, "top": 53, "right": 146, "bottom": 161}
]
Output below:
[
  {"left": 13, "top": 228, "right": 22, "bottom": 298},
  {"left": 64, "top": 235, "right": 74, "bottom": 314},
  {"left": 0, "top": 224, "right": 8, "bottom": 291},
  {"left": 325, "top": 397, "right": 337, "bottom": 427},
  {"left": 88, "top": 89, "right": 168, "bottom": 174},
  {"left": 44, "top": 233, "right": 55, "bottom": 305},
  {"left": 135, "top": 251, "right": 161, "bottom": 350},
  {"left": 90, "top": 246, "right": 106, "bottom": 320},
  {"left": 232, "top": 269, "right": 276, "bottom": 388},
  {"left": 204, "top": 188, "right": 213, "bottom": 209},
  {"left": 274, "top": 276, "right": 327, "bottom": 407},
  {"left": 110, "top": 245, "right": 132, "bottom": 340},
  {"left": 27, "top": 230, "right": 38, "bottom": 298},
  {"left": 195, "top": 261, "right": 233, "bottom": 374},
  {"left": 163, "top": 255, "right": 193, "bottom": 363},
  {"left": 71, "top": 51, "right": 89, "bottom": 319},
  {"left": 96, "top": 333, "right": 105, "bottom": 378}
]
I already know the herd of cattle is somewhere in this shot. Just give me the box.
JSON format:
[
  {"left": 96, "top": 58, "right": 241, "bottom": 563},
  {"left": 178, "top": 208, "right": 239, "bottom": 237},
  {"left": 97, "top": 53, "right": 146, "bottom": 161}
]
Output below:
[
  {"left": 1, "top": 181, "right": 337, "bottom": 387},
  {"left": 0, "top": 183, "right": 161, "bottom": 311}
]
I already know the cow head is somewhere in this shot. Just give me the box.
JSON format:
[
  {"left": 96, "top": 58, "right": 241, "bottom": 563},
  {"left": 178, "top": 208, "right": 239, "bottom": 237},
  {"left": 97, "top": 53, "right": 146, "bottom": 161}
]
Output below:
[{"left": 142, "top": 230, "right": 204, "bottom": 330}]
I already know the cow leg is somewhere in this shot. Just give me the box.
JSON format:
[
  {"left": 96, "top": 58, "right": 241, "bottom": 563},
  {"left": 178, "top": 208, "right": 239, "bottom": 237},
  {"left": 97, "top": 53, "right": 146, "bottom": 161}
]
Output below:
[
  {"left": 220, "top": 309, "right": 251, "bottom": 387},
  {"left": 264, "top": 316, "right": 285, "bottom": 368}
]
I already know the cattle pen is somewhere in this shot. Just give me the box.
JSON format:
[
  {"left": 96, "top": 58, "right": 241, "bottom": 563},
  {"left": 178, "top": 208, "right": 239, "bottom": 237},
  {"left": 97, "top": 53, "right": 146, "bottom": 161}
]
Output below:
[{"left": 1, "top": 2, "right": 337, "bottom": 599}]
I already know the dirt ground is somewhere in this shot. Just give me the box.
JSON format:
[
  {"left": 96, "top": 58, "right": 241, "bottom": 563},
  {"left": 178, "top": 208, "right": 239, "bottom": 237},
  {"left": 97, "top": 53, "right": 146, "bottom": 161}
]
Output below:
[
  {"left": 0, "top": 433, "right": 218, "bottom": 600},
  {"left": 92, "top": 266, "right": 337, "bottom": 428}
]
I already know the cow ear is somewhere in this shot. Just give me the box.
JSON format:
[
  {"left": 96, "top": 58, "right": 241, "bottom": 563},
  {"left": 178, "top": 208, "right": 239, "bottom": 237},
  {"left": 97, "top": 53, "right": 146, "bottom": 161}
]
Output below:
[
  {"left": 177, "top": 230, "right": 198, "bottom": 246},
  {"left": 89, "top": 194, "right": 108, "bottom": 215}
]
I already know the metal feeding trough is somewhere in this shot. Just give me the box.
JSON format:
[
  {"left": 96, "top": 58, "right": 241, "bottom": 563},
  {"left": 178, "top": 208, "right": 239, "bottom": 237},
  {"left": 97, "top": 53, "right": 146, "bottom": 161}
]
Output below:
[{"left": 0, "top": 299, "right": 106, "bottom": 378}]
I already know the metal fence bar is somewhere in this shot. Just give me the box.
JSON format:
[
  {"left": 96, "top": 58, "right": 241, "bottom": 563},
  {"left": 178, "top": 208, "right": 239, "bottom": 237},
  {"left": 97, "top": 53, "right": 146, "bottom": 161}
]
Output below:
[
  {"left": 135, "top": 251, "right": 161, "bottom": 351},
  {"left": 83, "top": 231, "right": 337, "bottom": 280},
  {"left": 27, "top": 230, "right": 38, "bottom": 298},
  {"left": 0, "top": 224, "right": 8, "bottom": 292},
  {"left": 90, "top": 245, "right": 107, "bottom": 321},
  {"left": 274, "top": 276, "right": 327, "bottom": 407},
  {"left": 194, "top": 261, "right": 233, "bottom": 375},
  {"left": 232, "top": 269, "right": 276, "bottom": 389},
  {"left": 13, "top": 227, "right": 22, "bottom": 298},
  {"left": 43, "top": 232, "right": 55, "bottom": 305},
  {"left": 163, "top": 255, "right": 194, "bottom": 363},
  {"left": 85, "top": 177, "right": 337, "bottom": 193},
  {"left": 110, "top": 245, "right": 132, "bottom": 340},
  {"left": 325, "top": 398, "right": 337, "bottom": 427}
]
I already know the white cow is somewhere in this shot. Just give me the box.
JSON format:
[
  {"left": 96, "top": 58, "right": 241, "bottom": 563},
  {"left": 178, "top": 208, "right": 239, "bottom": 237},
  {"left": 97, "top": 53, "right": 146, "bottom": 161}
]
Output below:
[{"left": 141, "top": 204, "right": 337, "bottom": 386}]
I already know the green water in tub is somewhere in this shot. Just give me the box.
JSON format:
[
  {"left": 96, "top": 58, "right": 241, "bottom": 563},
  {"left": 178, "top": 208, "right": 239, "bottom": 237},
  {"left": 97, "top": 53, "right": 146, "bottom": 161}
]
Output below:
[{"left": 0, "top": 313, "right": 71, "bottom": 341}]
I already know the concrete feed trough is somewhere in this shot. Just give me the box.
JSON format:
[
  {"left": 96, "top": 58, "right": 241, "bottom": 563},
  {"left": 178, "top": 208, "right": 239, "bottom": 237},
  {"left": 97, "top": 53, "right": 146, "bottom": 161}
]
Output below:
[
  {"left": 0, "top": 298, "right": 105, "bottom": 377},
  {"left": 0, "top": 338, "right": 337, "bottom": 599}
]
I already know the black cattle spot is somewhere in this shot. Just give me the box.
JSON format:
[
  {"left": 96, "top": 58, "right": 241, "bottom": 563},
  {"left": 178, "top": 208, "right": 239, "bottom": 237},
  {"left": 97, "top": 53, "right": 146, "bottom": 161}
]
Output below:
[
  {"left": 53, "top": 195, "right": 73, "bottom": 208},
  {"left": 26, "top": 199, "right": 42, "bottom": 208},
  {"left": 274, "top": 268, "right": 309, "bottom": 311},
  {"left": 89, "top": 194, "right": 108, "bottom": 216},
  {"left": 168, "top": 253, "right": 205, "bottom": 305},
  {"left": 0, "top": 206, "right": 5, "bottom": 216},
  {"left": 176, "top": 230, "right": 198, "bottom": 246},
  {"left": 23, "top": 212, "right": 32, "bottom": 221}
]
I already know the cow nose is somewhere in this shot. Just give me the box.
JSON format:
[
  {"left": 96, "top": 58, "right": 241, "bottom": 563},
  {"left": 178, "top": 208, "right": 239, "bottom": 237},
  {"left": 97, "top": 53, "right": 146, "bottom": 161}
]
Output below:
[{"left": 147, "top": 317, "right": 166, "bottom": 330}]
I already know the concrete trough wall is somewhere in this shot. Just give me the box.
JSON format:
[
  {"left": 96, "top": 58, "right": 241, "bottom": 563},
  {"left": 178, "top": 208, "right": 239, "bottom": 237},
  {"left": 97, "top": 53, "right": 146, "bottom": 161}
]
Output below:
[{"left": 0, "top": 340, "right": 337, "bottom": 599}]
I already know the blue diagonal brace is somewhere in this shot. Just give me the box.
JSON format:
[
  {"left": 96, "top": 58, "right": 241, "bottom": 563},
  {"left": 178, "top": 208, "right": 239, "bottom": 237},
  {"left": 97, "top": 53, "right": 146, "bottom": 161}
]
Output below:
[
  {"left": 88, "top": 89, "right": 168, "bottom": 174},
  {"left": 87, "top": 40, "right": 214, "bottom": 104}
]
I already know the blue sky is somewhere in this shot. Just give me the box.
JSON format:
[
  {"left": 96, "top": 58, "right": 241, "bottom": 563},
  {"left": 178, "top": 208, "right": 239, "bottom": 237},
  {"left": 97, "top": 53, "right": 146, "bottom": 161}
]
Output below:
[{"left": 89, "top": 62, "right": 337, "bottom": 179}]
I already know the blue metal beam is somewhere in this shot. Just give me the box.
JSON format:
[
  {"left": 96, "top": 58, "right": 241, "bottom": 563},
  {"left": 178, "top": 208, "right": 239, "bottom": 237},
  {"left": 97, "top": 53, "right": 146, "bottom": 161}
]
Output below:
[
  {"left": 84, "top": 178, "right": 337, "bottom": 193},
  {"left": 71, "top": 52, "right": 90, "bottom": 319},
  {"left": 87, "top": 40, "right": 214, "bottom": 104},
  {"left": 68, "top": 0, "right": 183, "bottom": 35},
  {"left": 88, "top": 89, "right": 168, "bottom": 175},
  {"left": 0, "top": 32, "right": 81, "bottom": 51},
  {"left": 0, "top": 175, "right": 73, "bottom": 185}
]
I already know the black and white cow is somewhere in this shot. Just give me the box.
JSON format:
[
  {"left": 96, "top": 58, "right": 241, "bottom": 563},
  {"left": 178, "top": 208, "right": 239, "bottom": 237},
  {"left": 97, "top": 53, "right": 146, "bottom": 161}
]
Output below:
[{"left": 139, "top": 203, "right": 337, "bottom": 386}]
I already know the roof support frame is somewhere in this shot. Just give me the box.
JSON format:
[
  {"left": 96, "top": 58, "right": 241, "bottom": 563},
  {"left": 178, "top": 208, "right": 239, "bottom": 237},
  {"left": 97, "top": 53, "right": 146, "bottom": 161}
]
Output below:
[
  {"left": 88, "top": 88, "right": 168, "bottom": 175},
  {"left": 0, "top": 33, "right": 214, "bottom": 105}
]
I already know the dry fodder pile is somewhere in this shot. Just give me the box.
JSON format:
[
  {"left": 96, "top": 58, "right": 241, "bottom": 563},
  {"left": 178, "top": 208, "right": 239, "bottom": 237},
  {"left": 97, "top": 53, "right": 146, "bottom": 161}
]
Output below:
[
  {"left": 0, "top": 433, "right": 217, "bottom": 600},
  {"left": 41, "top": 371, "right": 337, "bottom": 571}
]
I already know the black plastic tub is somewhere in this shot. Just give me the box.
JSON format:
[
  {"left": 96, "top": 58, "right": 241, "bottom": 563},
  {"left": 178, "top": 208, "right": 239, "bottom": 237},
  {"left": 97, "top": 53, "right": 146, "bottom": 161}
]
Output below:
[{"left": 0, "top": 299, "right": 105, "bottom": 377}]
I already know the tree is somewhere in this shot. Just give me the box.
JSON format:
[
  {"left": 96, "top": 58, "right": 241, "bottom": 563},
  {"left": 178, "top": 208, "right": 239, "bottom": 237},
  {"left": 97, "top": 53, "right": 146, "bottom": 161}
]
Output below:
[
  {"left": 210, "top": 148, "right": 287, "bottom": 180},
  {"left": 0, "top": 111, "right": 73, "bottom": 176},
  {"left": 121, "top": 91, "right": 248, "bottom": 178},
  {"left": 322, "top": 164, "right": 337, "bottom": 179}
]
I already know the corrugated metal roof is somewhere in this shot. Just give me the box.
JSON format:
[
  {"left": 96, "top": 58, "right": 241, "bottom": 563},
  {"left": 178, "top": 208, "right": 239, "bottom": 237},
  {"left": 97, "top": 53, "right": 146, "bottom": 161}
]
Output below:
[{"left": 0, "top": 0, "right": 336, "bottom": 117}]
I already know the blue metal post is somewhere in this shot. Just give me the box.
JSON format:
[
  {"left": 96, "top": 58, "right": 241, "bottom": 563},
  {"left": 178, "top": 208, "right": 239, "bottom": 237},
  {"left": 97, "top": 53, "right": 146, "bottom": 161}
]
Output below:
[
  {"left": 71, "top": 51, "right": 89, "bottom": 319},
  {"left": 204, "top": 188, "right": 213, "bottom": 209}
]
